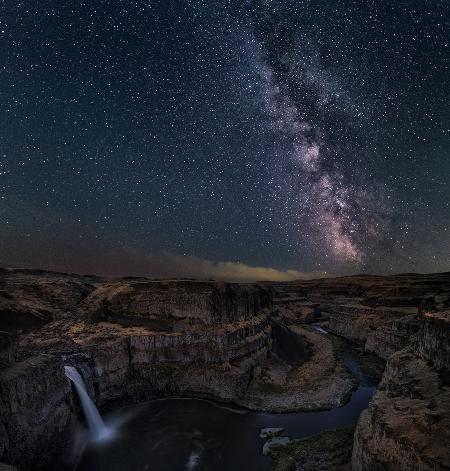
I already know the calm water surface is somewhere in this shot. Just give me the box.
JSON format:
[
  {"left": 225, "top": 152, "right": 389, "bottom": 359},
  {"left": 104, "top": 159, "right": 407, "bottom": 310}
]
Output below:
[{"left": 75, "top": 336, "right": 378, "bottom": 471}]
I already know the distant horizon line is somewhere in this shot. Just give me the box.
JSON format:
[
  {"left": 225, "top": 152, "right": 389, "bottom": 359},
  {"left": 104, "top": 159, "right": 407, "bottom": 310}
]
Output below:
[{"left": 2, "top": 265, "right": 449, "bottom": 284}]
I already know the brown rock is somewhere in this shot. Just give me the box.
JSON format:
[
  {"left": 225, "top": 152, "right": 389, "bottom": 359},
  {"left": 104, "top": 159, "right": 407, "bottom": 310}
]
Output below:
[{"left": 352, "top": 350, "right": 450, "bottom": 470}]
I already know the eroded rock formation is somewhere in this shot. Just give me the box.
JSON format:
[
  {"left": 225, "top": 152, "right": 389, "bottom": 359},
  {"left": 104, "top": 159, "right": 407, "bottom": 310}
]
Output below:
[
  {"left": 352, "top": 310, "right": 450, "bottom": 471},
  {"left": 0, "top": 270, "right": 277, "bottom": 469},
  {"left": 268, "top": 273, "right": 450, "bottom": 470},
  {"left": 1, "top": 269, "right": 449, "bottom": 470}
]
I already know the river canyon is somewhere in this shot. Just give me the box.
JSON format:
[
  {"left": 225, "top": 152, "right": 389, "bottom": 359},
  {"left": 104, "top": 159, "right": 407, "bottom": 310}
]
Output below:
[{"left": 0, "top": 268, "right": 449, "bottom": 470}]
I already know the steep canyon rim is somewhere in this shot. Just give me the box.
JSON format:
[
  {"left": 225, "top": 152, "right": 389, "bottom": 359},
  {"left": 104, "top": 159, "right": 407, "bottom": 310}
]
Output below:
[{"left": 0, "top": 268, "right": 449, "bottom": 470}]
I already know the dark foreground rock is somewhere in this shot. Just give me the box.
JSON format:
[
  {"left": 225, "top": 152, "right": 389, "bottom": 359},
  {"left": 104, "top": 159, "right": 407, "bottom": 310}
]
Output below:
[
  {"left": 269, "top": 427, "right": 354, "bottom": 471},
  {"left": 0, "top": 464, "right": 18, "bottom": 471},
  {"left": 0, "top": 354, "right": 72, "bottom": 470},
  {"left": 352, "top": 314, "right": 450, "bottom": 471}
]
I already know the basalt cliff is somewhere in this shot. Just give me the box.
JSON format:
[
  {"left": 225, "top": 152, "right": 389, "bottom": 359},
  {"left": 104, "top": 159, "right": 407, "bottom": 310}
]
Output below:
[
  {"left": 0, "top": 269, "right": 273, "bottom": 470},
  {"left": 270, "top": 273, "right": 450, "bottom": 471},
  {"left": 0, "top": 268, "right": 449, "bottom": 470}
]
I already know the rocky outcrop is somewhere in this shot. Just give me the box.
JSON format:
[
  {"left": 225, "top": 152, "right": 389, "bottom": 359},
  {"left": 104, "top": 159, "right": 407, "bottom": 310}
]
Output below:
[
  {"left": 417, "top": 311, "right": 450, "bottom": 370},
  {"left": 0, "top": 268, "right": 95, "bottom": 333},
  {"left": 270, "top": 273, "right": 450, "bottom": 470},
  {"left": 365, "top": 314, "right": 421, "bottom": 360},
  {"left": 352, "top": 309, "right": 450, "bottom": 470},
  {"left": 82, "top": 313, "right": 272, "bottom": 404},
  {"left": 269, "top": 427, "right": 354, "bottom": 471},
  {"left": 0, "top": 354, "right": 72, "bottom": 470},
  {"left": 352, "top": 350, "right": 450, "bottom": 470},
  {"left": 1, "top": 269, "right": 449, "bottom": 470},
  {"left": 80, "top": 279, "right": 272, "bottom": 325},
  {"left": 237, "top": 324, "right": 354, "bottom": 412},
  {"left": 0, "top": 332, "right": 13, "bottom": 368},
  {"left": 328, "top": 304, "right": 416, "bottom": 343},
  {"left": 271, "top": 272, "right": 450, "bottom": 360},
  {"left": 0, "top": 272, "right": 275, "bottom": 469}
]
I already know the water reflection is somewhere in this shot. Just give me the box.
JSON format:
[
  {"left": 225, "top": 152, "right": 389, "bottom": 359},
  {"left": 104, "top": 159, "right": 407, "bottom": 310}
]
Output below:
[{"left": 76, "top": 337, "right": 379, "bottom": 471}]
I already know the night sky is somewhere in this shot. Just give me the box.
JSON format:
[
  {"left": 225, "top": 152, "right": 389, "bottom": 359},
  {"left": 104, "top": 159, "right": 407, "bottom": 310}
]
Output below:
[{"left": 1, "top": 0, "right": 449, "bottom": 280}]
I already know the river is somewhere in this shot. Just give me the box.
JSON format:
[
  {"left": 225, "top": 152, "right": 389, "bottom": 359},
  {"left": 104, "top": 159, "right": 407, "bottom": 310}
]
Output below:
[{"left": 74, "top": 333, "right": 381, "bottom": 471}]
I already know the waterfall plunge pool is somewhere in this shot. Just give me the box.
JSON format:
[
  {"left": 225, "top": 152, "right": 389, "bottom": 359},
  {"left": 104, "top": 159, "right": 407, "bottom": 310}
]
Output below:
[{"left": 70, "top": 336, "right": 382, "bottom": 471}]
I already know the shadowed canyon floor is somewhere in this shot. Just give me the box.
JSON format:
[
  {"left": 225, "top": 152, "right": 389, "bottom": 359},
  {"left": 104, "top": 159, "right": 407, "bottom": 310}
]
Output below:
[{"left": 0, "top": 269, "right": 449, "bottom": 470}]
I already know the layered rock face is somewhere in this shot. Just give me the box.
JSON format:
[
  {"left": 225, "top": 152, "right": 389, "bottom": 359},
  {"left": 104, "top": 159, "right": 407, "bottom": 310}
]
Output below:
[
  {"left": 0, "top": 354, "right": 72, "bottom": 470},
  {"left": 365, "top": 314, "right": 420, "bottom": 360},
  {"left": 0, "top": 270, "right": 274, "bottom": 469},
  {"left": 71, "top": 279, "right": 272, "bottom": 404},
  {"left": 352, "top": 348, "right": 450, "bottom": 470},
  {"left": 417, "top": 311, "right": 450, "bottom": 370},
  {"left": 1, "top": 269, "right": 449, "bottom": 470},
  {"left": 80, "top": 279, "right": 271, "bottom": 324},
  {"left": 271, "top": 273, "right": 450, "bottom": 360},
  {"left": 352, "top": 312, "right": 450, "bottom": 471},
  {"left": 271, "top": 273, "right": 450, "bottom": 470}
]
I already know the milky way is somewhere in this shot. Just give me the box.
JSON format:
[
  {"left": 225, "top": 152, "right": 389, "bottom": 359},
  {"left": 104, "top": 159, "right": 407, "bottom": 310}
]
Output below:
[
  {"left": 0, "top": 0, "right": 449, "bottom": 277},
  {"left": 248, "top": 38, "right": 388, "bottom": 262}
]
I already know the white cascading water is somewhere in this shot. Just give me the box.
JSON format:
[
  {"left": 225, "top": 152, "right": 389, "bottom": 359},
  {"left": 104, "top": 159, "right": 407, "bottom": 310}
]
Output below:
[{"left": 64, "top": 366, "right": 113, "bottom": 441}]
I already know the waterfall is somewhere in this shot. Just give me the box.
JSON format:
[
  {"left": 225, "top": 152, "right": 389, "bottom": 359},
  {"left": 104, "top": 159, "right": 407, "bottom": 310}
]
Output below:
[{"left": 64, "top": 366, "right": 113, "bottom": 441}]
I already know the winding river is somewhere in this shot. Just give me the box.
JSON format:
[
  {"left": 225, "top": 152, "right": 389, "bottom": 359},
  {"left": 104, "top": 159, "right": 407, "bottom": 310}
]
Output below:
[{"left": 74, "top": 335, "right": 381, "bottom": 471}]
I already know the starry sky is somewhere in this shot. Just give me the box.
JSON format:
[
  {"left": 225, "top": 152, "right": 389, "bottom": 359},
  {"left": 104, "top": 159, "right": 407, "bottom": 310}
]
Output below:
[{"left": 1, "top": 0, "right": 449, "bottom": 280}]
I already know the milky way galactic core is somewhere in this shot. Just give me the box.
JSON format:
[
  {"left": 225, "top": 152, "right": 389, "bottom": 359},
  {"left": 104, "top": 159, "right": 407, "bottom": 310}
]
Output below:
[{"left": 1, "top": 0, "right": 449, "bottom": 277}]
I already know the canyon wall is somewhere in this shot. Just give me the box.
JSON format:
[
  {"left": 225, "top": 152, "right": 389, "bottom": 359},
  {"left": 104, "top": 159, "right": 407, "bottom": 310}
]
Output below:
[
  {"left": 70, "top": 280, "right": 272, "bottom": 405},
  {"left": 1, "top": 269, "right": 449, "bottom": 470},
  {"left": 0, "top": 354, "right": 72, "bottom": 470},
  {"left": 352, "top": 315, "right": 450, "bottom": 470},
  {"left": 271, "top": 273, "right": 450, "bottom": 471},
  {"left": 0, "top": 270, "right": 273, "bottom": 470}
]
